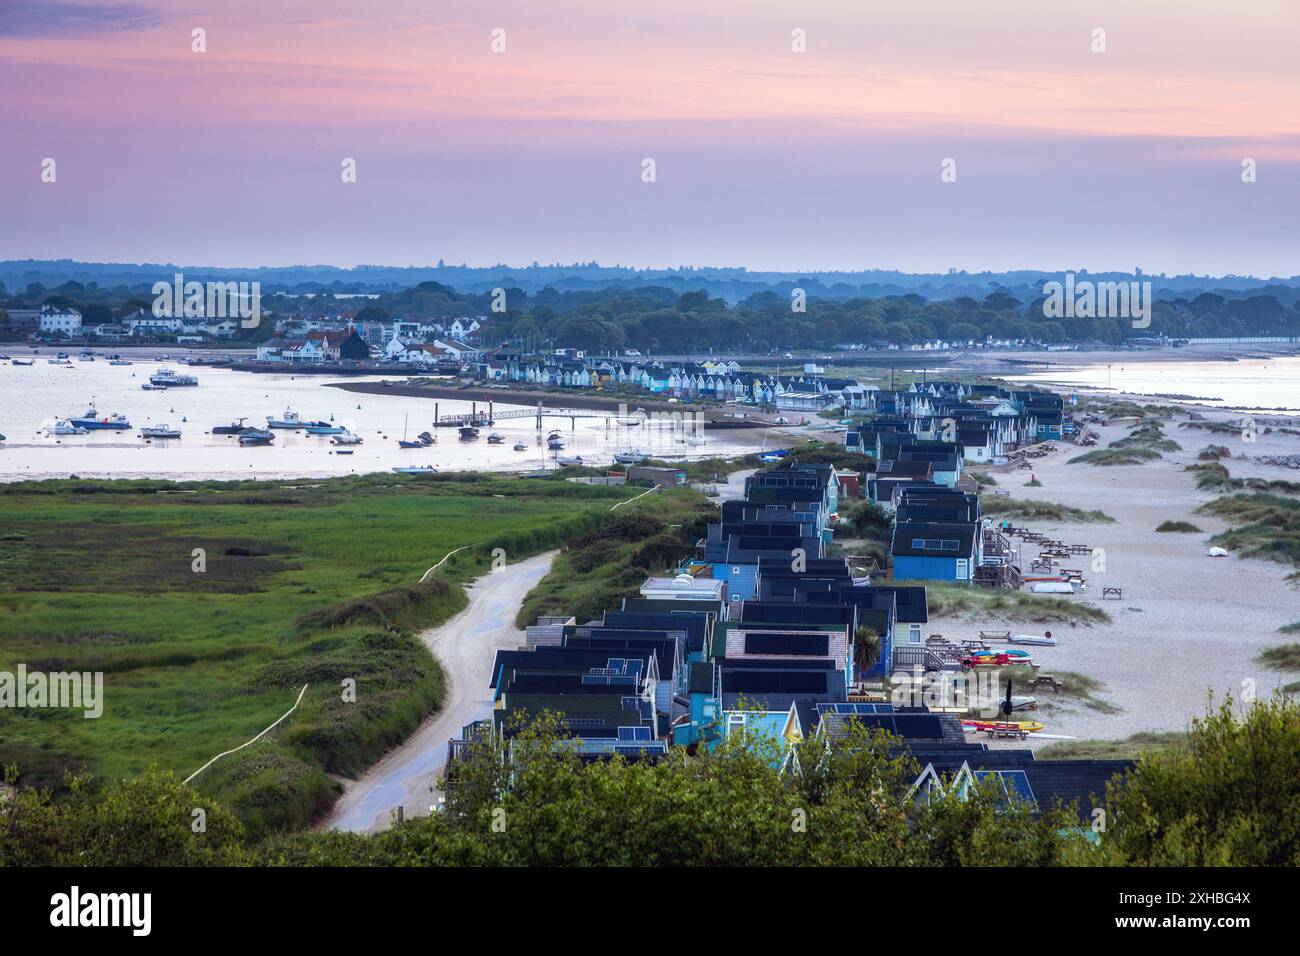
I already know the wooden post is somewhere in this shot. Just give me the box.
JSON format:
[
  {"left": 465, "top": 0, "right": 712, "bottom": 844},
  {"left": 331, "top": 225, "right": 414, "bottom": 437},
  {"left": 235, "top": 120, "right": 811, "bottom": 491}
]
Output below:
[{"left": 396, "top": 805, "right": 404, "bottom": 823}]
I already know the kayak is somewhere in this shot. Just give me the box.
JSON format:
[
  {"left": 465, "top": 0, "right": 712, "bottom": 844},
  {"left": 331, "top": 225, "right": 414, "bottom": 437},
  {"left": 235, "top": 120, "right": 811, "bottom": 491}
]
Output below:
[
  {"left": 962, "top": 720, "right": 1046, "bottom": 737},
  {"left": 962, "top": 650, "right": 1035, "bottom": 668}
]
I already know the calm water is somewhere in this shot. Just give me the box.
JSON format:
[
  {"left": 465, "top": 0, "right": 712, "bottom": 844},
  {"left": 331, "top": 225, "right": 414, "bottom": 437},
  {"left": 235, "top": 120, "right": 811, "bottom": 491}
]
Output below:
[
  {"left": 1006, "top": 355, "right": 1300, "bottom": 413},
  {"left": 0, "top": 353, "right": 765, "bottom": 481}
]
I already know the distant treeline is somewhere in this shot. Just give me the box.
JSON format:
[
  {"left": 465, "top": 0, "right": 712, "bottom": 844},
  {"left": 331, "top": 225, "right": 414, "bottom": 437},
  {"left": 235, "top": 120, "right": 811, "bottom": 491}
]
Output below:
[{"left": 5, "top": 274, "right": 1300, "bottom": 351}]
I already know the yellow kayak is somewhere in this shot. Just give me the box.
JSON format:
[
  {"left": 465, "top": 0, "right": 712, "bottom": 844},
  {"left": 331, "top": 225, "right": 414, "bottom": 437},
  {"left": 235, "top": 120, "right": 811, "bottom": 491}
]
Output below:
[{"left": 963, "top": 720, "right": 1046, "bottom": 736}]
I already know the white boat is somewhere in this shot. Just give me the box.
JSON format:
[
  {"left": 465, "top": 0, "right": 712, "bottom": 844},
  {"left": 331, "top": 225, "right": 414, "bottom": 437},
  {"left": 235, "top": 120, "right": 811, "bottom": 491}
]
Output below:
[
  {"left": 487, "top": 432, "right": 505, "bottom": 444},
  {"left": 1009, "top": 633, "right": 1058, "bottom": 647},
  {"left": 331, "top": 428, "right": 363, "bottom": 445},
  {"left": 513, "top": 441, "right": 527, "bottom": 452},
  {"left": 109, "top": 359, "right": 133, "bottom": 366},
  {"left": 546, "top": 430, "right": 565, "bottom": 450},
  {"left": 682, "top": 434, "right": 706, "bottom": 446},
  {"left": 141, "top": 383, "right": 167, "bottom": 390},
  {"left": 613, "top": 448, "right": 649, "bottom": 464},
  {"left": 1030, "top": 581, "right": 1074, "bottom": 595},
  {"left": 555, "top": 455, "right": 584, "bottom": 467},
  {"left": 238, "top": 428, "right": 275, "bottom": 446},
  {"left": 267, "top": 409, "right": 308, "bottom": 428},
  {"left": 50, "top": 419, "right": 89, "bottom": 436},
  {"left": 392, "top": 465, "right": 438, "bottom": 475},
  {"left": 150, "top": 368, "right": 198, "bottom": 387},
  {"left": 141, "top": 424, "right": 182, "bottom": 439}
]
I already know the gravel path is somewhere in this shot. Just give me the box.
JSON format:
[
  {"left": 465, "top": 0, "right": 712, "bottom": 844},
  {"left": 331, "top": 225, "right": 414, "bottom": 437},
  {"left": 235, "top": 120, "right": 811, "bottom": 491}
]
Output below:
[{"left": 323, "top": 551, "right": 557, "bottom": 832}]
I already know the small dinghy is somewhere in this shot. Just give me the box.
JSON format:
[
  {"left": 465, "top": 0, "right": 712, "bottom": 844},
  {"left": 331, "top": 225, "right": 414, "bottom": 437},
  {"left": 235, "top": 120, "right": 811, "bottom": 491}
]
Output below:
[{"left": 1009, "top": 633, "right": 1057, "bottom": 647}]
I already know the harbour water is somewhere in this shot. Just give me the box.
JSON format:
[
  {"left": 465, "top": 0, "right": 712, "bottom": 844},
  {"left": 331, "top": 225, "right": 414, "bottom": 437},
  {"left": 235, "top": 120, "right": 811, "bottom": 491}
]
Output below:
[
  {"left": 0, "top": 353, "right": 769, "bottom": 482},
  {"left": 1004, "top": 355, "right": 1300, "bottom": 412}
]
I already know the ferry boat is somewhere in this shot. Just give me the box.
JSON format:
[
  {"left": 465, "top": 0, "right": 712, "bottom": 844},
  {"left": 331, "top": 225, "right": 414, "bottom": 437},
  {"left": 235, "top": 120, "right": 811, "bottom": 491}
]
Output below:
[
  {"left": 140, "top": 424, "right": 182, "bottom": 439},
  {"left": 392, "top": 465, "right": 438, "bottom": 475},
  {"left": 150, "top": 368, "right": 198, "bottom": 387},
  {"left": 50, "top": 419, "right": 89, "bottom": 436},
  {"left": 71, "top": 406, "right": 131, "bottom": 430},
  {"left": 238, "top": 428, "right": 275, "bottom": 446}
]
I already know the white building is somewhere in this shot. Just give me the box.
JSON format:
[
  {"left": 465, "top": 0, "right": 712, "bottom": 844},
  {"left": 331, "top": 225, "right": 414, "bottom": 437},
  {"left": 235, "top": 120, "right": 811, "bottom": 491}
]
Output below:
[{"left": 39, "top": 306, "right": 82, "bottom": 336}]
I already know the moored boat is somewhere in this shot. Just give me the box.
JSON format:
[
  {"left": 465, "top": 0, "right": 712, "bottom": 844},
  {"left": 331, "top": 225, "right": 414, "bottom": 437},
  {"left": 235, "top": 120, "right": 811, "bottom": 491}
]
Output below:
[
  {"left": 71, "top": 406, "right": 131, "bottom": 430},
  {"left": 331, "top": 428, "right": 363, "bottom": 445},
  {"left": 459, "top": 426, "right": 480, "bottom": 440},
  {"left": 267, "top": 409, "right": 310, "bottom": 428},
  {"left": 140, "top": 424, "right": 182, "bottom": 439},
  {"left": 613, "top": 448, "right": 649, "bottom": 464},
  {"left": 546, "top": 430, "right": 565, "bottom": 450},
  {"left": 555, "top": 455, "right": 584, "bottom": 467},
  {"left": 392, "top": 465, "right": 438, "bottom": 475},
  {"left": 238, "top": 428, "right": 275, "bottom": 446},
  {"left": 213, "top": 418, "right": 250, "bottom": 434},
  {"left": 50, "top": 419, "right": 89, "bottom": 436},
  {"left": 150, "top": 368, "right": 198, "bottom": 387},
  {"left": 487, "top": 432, "right": 505, "bottom": 444}
]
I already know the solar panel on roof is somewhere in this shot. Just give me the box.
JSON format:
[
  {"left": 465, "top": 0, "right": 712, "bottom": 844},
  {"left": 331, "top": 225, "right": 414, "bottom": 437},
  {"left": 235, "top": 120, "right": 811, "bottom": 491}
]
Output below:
[
  {"left": 825, "top": 702, "right": 894, "bottom": 715},
  {"left": 723, "top": 669, "right": 829, "bottom": 694},
  {"left": 744, "top": 632, "right": 830, "bottom": 656}
]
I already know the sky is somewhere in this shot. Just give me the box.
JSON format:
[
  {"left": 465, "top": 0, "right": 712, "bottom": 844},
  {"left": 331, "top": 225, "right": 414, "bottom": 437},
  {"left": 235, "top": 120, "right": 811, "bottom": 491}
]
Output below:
[{"left": 2, "top": 0, "right": 1298, "bottom": 276}]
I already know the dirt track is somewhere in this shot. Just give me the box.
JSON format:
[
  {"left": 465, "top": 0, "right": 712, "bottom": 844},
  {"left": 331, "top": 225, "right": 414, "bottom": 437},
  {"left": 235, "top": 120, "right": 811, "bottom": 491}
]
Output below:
[{"left": 323, "top": 551, "right": 557, "bottom": 832}]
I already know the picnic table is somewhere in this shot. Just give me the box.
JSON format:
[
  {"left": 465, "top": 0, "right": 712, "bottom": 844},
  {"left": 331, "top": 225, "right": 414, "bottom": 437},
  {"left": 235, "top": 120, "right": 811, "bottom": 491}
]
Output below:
[
  {"left": 1102, "top": 586, "right": 1124, "bottom": 600},
  {"left": 1029, "top": 674, "right": 1062, "bottom": 693}
]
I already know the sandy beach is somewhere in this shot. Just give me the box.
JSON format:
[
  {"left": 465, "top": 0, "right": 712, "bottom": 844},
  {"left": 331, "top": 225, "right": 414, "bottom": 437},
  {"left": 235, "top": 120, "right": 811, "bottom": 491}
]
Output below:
[{"left": 952, "top": 395, "right": 1300, "bottom": 745}]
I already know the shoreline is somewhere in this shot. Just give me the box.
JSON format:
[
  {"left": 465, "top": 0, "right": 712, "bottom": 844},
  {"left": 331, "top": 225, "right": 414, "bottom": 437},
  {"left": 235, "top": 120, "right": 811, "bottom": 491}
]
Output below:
[
  {"left": 326, "top": 379, "right": 782, "bottom": 429},
  {"left": 962, "top": 396, "right": 1299, "bottom": 744}
]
